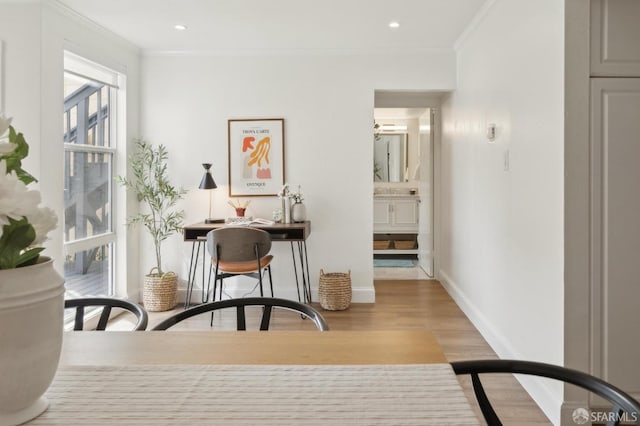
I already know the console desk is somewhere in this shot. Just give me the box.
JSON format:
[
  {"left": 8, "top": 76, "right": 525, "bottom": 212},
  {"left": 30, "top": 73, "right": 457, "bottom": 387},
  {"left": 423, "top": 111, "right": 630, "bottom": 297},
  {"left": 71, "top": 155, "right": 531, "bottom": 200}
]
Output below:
[{"left": 183, "top": 221, "right": 312, "bottom": 307}]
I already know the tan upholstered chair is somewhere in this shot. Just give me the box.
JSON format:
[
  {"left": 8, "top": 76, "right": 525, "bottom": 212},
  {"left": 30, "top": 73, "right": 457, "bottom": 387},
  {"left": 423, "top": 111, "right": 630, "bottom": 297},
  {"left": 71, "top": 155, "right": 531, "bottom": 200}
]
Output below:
[{"left": 205, "top": 227, "right": 274, "bottom": 302}]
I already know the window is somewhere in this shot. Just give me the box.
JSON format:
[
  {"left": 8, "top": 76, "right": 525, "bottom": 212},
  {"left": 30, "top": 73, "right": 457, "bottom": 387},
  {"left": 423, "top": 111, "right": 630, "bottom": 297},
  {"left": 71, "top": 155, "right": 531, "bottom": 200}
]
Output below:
[{"left": 63, "top": 53, "right": 120, "bottom": 299}]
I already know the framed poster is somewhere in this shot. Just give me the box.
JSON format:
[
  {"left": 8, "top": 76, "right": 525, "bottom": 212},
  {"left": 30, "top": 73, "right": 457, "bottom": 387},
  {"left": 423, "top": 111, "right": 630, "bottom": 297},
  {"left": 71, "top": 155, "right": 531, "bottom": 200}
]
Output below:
[{"left": 228, "top": 118, "right": 285, "bottom": 197}]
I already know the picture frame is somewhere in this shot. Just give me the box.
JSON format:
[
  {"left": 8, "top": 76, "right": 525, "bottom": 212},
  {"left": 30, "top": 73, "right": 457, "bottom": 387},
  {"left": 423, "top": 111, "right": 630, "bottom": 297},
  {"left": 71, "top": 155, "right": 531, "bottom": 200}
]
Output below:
[{"left": 228, "top": 118, "right": 285, "bottom": 197}]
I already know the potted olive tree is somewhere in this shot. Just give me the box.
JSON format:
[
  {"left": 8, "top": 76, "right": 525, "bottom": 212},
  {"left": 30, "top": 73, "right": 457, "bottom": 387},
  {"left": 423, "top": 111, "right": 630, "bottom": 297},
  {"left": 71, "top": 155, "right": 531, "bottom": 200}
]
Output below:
[{"left": 118, "top": 139, "right": 185, "bottom": 311}]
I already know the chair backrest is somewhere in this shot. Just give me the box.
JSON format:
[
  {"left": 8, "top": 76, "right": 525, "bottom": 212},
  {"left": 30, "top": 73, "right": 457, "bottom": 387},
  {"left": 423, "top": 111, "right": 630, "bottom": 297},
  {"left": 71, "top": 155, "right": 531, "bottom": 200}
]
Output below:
[
  {"left": 206, "top": 227, "right": 272, "bottom": 262},
  {"left": 451, "top": 359, "right": 640, "bottom": 426},
  {"left": 152, "top": 297, "right": 329, "bottom": 331},
  {"left": 64, "top": 297, "right": 149, "bottom": 331}
]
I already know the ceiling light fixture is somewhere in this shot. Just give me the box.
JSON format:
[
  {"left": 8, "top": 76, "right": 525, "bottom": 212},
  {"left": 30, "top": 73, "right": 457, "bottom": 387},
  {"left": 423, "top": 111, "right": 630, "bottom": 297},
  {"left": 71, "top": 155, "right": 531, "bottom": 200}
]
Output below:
[
  {"left": 174, "top": 24, "right": 187, "bottom": 31},
  {"left": 379, "top": 124, "right": 407, "bottom": 132},
  {"left": 389, "top": 21, "right": 400, "bottom": 29}
]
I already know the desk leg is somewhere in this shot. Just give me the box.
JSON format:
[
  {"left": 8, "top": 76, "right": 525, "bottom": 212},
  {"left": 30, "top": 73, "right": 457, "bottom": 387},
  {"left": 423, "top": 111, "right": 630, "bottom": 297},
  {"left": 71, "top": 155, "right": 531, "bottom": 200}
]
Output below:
[
  {"left": 290, "top": 241, "right": 312, "bottom": 304},
  {"left": 201, "top": 243, "right": 211, "bottom": 304},
  {"left": 302, "top": 240, "right": 311, "bottom": 303},
  {"left": 290, "top": 242, "right": 302, "bottom": 303},
  {"left": 185, "top": 241, "right": 202, "bottom": 309},
  {"left": 185, "top": 240, "right": 212, "bottom": 309},
  {"left": 297, "top": 241, "right": 311, "bottom": 304}
]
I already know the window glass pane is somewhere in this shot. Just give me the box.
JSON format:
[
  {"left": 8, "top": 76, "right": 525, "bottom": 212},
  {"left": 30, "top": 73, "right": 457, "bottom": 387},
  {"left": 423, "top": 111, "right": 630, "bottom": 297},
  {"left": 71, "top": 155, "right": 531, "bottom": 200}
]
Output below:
[
  {"left": 64, "top": 151, "right": 112, "bottom": 239},
  {"left": 64, "top": 243, "right": 113, "bottom": 299},
  {"left": 68, "top": 106, "right": 77, "bottom": 142},
  {"left": 63, "top": 83, "right": 110, "bottom": 146},
  {"left": 88, "top": 92, "right": 98, "bottom": 118},
  {"left": 63, "top": 61, "right": 119, "bottom": 304}
]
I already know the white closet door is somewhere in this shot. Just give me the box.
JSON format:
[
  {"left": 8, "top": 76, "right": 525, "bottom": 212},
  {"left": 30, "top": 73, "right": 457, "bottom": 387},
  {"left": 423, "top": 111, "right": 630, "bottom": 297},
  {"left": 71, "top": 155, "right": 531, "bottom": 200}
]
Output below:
[
  {"left": 590, "top": 78, "right": 640, "bottom": 394},
  {"left": 417, "top": 111, "right": 434, "bottom": 276}
]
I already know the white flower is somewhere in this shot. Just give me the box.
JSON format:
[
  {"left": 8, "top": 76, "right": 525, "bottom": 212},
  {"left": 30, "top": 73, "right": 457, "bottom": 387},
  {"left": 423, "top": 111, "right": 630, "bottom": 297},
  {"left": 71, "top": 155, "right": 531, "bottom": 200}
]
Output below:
[
  {"left": 0, "top": 160, "right": 42, "bottom": 231},
  {"left": 0, "top": 142, "right": 15, "bottom": 155},
  {"left": 27, "top": 206, "right": 58, "bottom": 245},
  {"left": 0, "top": 115, "right": 57, "bottom": 269}
]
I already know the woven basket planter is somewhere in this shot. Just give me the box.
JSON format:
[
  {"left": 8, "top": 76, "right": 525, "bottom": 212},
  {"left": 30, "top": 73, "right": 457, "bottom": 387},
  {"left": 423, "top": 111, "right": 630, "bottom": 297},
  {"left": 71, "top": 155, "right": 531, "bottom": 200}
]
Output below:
[
  {"left": 318, "top": 269, "right": 352, "bottom": 311},
  {"left": 143, "top": 268, "right": 177, "bottom": 312}
]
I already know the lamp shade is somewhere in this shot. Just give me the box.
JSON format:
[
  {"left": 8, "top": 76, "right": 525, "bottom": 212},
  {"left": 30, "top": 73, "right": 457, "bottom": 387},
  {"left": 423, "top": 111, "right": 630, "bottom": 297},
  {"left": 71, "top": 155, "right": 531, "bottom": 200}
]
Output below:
[{"left": 199, "top": 163, "right": 217, "bottom": 189}]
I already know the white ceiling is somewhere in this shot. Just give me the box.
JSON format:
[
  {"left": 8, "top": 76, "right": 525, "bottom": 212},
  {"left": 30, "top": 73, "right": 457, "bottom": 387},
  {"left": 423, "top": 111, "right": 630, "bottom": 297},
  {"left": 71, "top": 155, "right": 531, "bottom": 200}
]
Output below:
[{"left": 57, "top": 0, "right": 487, "bottom": 53}]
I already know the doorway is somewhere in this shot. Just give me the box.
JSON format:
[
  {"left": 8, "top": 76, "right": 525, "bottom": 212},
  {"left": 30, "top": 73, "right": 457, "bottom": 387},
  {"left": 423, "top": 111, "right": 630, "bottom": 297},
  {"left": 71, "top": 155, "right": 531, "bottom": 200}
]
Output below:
[{"left": 373, "top": 104, "right": 437, "bottom": 279}]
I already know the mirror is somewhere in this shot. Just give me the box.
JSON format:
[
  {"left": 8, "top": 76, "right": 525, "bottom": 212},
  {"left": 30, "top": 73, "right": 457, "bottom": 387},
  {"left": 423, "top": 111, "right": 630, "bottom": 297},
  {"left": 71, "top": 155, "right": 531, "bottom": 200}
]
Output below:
[{"left": 374, "top": 133, "right": 408, "bottom": 182}]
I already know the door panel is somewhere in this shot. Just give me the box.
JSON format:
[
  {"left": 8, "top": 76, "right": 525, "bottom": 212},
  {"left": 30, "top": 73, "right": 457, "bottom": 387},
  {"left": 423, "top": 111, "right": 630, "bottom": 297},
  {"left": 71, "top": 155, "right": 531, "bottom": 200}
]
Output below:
[{"left": 591, "top": 78, "right": 640, "bottom": 393}]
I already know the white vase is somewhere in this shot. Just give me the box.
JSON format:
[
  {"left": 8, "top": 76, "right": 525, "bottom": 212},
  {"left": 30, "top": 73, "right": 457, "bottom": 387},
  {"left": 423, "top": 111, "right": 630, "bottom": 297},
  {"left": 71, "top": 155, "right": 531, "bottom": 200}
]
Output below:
[
  {"left": 291, "top": 203, "right": 307, "bottom": 222},
  {"left": 0, "top": 257, "right": 65, "bottom": 426}
]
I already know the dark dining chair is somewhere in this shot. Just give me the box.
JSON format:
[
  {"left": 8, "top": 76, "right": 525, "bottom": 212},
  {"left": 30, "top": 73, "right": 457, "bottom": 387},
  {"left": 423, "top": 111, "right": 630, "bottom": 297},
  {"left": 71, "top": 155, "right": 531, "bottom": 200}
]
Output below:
[
  {"left": 64, "top": 297, "right": 148, "bottom": 331},
  {"left": 203, "top": 227, "right": 274, "bottom": 303},
  {"left": 451, "top": 359, "right": 640, "bottom": 426},
  {"left": 152, "top": 297, "right": 329, "bottom": 331}
]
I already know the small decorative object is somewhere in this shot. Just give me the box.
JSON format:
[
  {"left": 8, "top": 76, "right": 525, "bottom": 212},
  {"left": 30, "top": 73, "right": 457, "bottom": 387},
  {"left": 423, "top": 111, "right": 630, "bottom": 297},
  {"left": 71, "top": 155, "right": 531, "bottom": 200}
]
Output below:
[
  {"left": 289, "top": 185, "right": 306, "bottom": 223},
  {"left": 0, "top": 114, "right": 62, "bottom": 425},
  {"left": 283, "top": 197, "right": 291, "bottom": 223},
  {"left": 272, "top": 208, "right": 283, "bottom": 223},
  {"left": 199, "top": 163, "right": 224, "bottom": 224},
  {"left": 318, "top": 269, "right": 352, "bottom": 311},
  {"left": 117, "top": 139, "right": 185, "bottom": 312},
  {"left": 228, "top": 199, "right": 251, "bottom": 217},
  {"left": 291, "top": 203, "right": 306, "bottom": 222},
  {"left": 278, "top": 184, "right": 291, "bottom": 223}
]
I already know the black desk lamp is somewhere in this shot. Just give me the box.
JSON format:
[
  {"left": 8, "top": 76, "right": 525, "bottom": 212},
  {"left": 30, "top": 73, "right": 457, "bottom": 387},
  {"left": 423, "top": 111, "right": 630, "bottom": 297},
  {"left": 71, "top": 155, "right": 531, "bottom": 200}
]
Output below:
[{"left": 199, "top": 163, "right": 224, "bottom": 223}]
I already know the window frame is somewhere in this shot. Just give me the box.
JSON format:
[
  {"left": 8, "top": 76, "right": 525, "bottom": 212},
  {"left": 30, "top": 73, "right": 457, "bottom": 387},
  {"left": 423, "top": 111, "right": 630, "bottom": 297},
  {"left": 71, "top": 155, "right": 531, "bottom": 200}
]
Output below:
[{"left": 63, "top": 51, "right": 121, "bottom": 298}]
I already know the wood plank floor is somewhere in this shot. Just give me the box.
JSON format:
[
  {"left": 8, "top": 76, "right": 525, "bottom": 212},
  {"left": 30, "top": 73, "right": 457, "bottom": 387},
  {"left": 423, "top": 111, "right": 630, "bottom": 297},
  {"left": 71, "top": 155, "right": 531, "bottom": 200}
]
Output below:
[{"left": 141, "top": 279, "right": 552, "bottom": 425}]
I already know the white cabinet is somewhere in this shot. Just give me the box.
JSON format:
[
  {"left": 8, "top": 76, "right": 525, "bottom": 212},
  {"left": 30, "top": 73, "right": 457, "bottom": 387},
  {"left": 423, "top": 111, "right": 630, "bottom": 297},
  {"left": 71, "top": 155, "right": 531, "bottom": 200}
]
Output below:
[
  {"left": 588, "top": 0, "right": 640, "bottom": 398},
  {"left": 373, "top": 197, "right": 419, "bottom": 233},
  {"left": 590, "top": 78, "right": 640, "bottom": 394},
  {"left": 373, "top": 196, "right": 419, "bottom": 255},
  {"left": 591, "top": 0, "right": 640, "bottom": 76}
]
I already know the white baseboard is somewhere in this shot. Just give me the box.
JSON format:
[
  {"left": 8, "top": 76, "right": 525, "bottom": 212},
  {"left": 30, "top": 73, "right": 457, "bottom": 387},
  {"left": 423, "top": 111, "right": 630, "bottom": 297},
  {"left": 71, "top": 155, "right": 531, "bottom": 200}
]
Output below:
[{"left": 439, "top": 270, "right": 560, "bottom": 425}]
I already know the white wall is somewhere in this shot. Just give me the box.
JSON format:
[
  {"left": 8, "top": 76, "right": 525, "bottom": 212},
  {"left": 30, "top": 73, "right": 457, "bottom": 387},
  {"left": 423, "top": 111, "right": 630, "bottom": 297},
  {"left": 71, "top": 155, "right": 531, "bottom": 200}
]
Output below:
[
  {"left": 0, "top": 0, "right": 141, "bottom": 297},
  {"left": 141, "top": 52, "right": 455, "bottom": 302},
  {"left": 440, "top": 0, "right": 564, "bottom": 422}
]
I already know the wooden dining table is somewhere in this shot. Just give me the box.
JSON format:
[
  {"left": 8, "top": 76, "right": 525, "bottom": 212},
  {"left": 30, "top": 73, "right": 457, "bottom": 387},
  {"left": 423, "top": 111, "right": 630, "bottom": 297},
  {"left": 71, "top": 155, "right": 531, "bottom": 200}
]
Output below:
[{"left": 28, "top": 330, "right": 480, "bottom": 425}]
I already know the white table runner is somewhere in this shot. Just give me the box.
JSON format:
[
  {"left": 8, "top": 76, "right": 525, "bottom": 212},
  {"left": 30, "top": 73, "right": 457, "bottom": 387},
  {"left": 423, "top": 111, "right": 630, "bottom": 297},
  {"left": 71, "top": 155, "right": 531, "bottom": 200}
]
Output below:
[{"left": 28, "top": 364, "right": 479, "bottom": 425}]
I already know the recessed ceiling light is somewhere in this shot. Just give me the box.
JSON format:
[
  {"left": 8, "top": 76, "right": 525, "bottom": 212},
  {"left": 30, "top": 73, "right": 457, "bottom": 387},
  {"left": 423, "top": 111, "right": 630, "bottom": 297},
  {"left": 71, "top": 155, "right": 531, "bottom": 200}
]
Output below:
[
  {"left": 389, "top": 21, "right": 400, "bottom": 29},
  {"left": 174, "top": 24, "right": 187, "bottom": 31}
]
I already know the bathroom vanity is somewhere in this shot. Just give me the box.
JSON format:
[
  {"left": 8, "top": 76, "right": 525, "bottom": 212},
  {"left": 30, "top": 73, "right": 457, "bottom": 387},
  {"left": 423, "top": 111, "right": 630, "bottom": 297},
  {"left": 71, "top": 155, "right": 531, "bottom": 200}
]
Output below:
[{"left": 373, "top": 193, "right": 419, "bottom": 256}]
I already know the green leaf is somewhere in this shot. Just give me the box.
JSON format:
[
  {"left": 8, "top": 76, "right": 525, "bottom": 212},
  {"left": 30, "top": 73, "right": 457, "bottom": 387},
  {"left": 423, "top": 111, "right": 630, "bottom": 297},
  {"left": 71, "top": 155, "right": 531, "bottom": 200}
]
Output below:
[
  {"left": 16, "top": 247, "right": 44, "bottom": 268},
  {"left": 0, "top": 126, "right": 37, "bottom": 185},
  {"left": 0, "top": 217, "right": 37, "bottom": 269}
]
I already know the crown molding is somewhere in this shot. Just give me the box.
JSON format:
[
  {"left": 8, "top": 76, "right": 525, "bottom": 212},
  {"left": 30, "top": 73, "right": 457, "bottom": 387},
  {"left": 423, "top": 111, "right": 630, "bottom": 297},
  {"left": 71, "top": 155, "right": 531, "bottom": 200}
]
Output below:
[
  {"left": 44, "top": 0, "right": 140, "bottom": 54},
  {"left": 454, "top": 0, "right": 498, "bottom": 51},
  {"left": 143, "top": 46, "right": 454, "bottom": 58}
]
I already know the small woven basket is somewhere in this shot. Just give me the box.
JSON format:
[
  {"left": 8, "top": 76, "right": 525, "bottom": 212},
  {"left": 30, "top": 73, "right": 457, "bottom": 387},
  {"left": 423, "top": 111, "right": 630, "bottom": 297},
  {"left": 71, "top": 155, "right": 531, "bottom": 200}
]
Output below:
[
  {"left": 373, "top": 240, "right": 390, "bottom": 250},
  {"left": 143, "top": 268, "right": 177, "bottom": 312},
  {"left": 393, "top": 240, "right": 416, "bottom": 250},
  {"left": 318, "top": 269, "right": 352, "bottom": 311}
]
